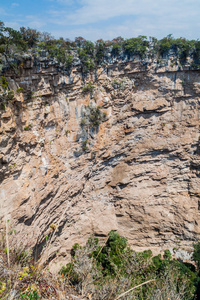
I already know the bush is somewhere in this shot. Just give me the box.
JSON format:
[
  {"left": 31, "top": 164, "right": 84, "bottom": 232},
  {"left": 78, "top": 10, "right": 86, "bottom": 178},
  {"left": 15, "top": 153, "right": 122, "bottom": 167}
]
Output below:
[
  {"left": 19, "top": 291, "right": 39, "bottom": 300},
  {"left": 6, "top": 90, "right": 14, "bottom": 100},
  {"left": 123, "top": 35, "right": 149, "bottom": 58},
  {"left": 60, "top": 231, "right": 197, "bottom": 299},
  {"left": 17, "top": 87, "right": 25, "bottom": 93},
  {"left": 193, "top": 242, "right": 200, "bottom": 268},
  {"left": 80, "top": 105, "right": 106, "bottom": 129},
  {"left": 95, "top": 39, "right": 107, "bottom": 64},
  {"left": 81, "top": 139, "right": 88, "bottom": 152},
  {"left": 65, "top": 54, "right": 74, "bottom": 69},
  {"left": 0, "top": 76, "right": 8, "bottom": 89},
  {"left": 24, "top": 124, "right": 32, "bottom": 131},
  {"left": 82, "top": 81, "right": 95, "bottom": 93}
]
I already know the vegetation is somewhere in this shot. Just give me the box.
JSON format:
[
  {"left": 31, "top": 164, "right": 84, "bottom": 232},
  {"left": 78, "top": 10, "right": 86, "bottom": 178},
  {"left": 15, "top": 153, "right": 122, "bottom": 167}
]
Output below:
[
  {"left": 1, "top": 20, "right": 200, "bottom": 79},
  {"left": 80, "top": 104, "right": 107, "bottom": 129},
  {"left": 6, "top": 90, "right": 14, "bottom": 100},
  {"left": 0, "top": 76, "right": 8, "bottom": 89},
  {"left": 1, "top": 225, "right": 200, "bottom": 299},
  {"left": 82, "top": 81, "right": 95, "bottom": 94},
  {"left": 81, "top": 139, "right": 88, "bottom": 152},
  {"left": 0, "top": 227, "right": 65, "bottom": 300},
  {"left": 123, "top": 35, "right": 149, "bottom": 58},
  {"left": 24, "top": 124, "right": 32, "bottom": 131},
  {"left": 60, "top": 231, "right": 200, "bottom": 299},
  {"left": 16, "top": 87, "right": 25, "bottom": 93}
]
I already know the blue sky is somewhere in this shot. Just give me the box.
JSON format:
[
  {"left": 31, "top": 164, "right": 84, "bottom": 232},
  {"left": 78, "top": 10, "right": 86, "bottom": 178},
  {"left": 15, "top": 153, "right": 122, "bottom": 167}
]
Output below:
[{"left": 1, "top": 0, "right": 200, "bottom": 41}]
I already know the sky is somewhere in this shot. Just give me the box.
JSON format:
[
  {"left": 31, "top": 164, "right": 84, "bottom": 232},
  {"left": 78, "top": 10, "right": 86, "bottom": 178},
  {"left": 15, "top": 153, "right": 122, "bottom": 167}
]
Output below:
[{"left": 0, "top": 0, "right": 200, "bottom": 41}]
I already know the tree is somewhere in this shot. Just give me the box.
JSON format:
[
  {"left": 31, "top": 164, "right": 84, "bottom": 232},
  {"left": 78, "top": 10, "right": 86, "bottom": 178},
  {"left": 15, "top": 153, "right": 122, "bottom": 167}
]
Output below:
[
  {"left": 158, "top": 34, "right": 173, "bottom": 56},
  {"left": 124, "top": 36, "right": 149, "bottom": 58},
  {"left": 95, "top": 39, "right": 107, "bottom": 64},
  {"left": 192, "top": 242, "right": 200, "bottom": 269},
  {"left": 20, "top": 27, "right": 40, "bottom": 47},
  {"left": 75, "top": 36, "right": 86, "bottom": 48}
]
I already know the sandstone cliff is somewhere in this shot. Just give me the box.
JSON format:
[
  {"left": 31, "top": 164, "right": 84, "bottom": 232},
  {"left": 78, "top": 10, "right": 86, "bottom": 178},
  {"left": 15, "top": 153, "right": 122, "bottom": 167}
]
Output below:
[{"left": 1, "top": 57, "right": 200, "bottom": 270}]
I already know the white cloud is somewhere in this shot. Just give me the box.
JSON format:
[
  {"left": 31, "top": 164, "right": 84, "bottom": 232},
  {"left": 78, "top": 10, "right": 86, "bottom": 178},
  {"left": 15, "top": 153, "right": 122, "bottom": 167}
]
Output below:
[
  {"left": 25, "top": 16, "right": 46, "bottom": 29},
  {"left": 11, "top": 3, "right": 19, "bottom": 7},
  {"left": 48, "top": 0, "right": 200, "bottom": 40},
  {"left": 61, "top": 0, "right": 200, "bottom": 25},
  {"left": 47, "top": 0, "right": 78, "bottom": 5},
  {"left": 1, "top": 0, "right": 200, "bottom": 41},
  {"left": 4, "top": 21, "right": 21, "bottom": 29}
]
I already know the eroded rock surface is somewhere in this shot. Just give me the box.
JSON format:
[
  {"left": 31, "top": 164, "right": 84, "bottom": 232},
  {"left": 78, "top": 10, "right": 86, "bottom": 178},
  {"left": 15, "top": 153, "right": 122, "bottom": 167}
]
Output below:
[{"left": 1, "top": 58, "right": 200, "bottom": 269}]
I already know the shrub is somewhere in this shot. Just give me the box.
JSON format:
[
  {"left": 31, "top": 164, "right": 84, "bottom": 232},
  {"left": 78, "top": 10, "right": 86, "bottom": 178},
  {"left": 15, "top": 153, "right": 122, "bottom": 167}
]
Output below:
[
  {"left": 24, "top": 124, "right": 32, "bottom": 131},
  {"left": 60, "top": 231, "right": 197, "bottom": 299},
  {"left": 95, "top": 39, "right": 107, "bottom": 64},
  {"left": 0, "top": 102, "right": 6, "bottom": 110},
  {"left": 19, "top": 291, "right": 40, "bottom": 300},
  {"left": 65, "top": 54, "right": 74, "bottom": 69},
  {"left": 17, "top": 87, "right": 25, "bottom": 93},
  {"left": 82, "top": 139, "right": 88, "bottom": 152},
  {"left": 123, "top": 35, "right": 149, "bottom": 58},
  {"left": 82, "top": 81, "right": 94, "bottom": 93},
  {"left": 111, "top": 43, "right": 121, "bottom": 56},
  {"left": 192, "top": 242, "right": 200, "bottom": 268},
  {"left": 80, "top": 105, "right": 106, "bottom": 129},
  {"left": 0, "top": 76, "right": 8, "bottom": 89},
  {"left": 78, "top": 48, "right": 94, "bottom": 74},
  {"left": 6, "top": 90, "right": 14, "bottom": 100}
]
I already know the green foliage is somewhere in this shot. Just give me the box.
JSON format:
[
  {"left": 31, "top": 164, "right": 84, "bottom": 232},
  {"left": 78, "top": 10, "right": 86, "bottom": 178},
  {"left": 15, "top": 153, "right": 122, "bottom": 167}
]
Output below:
[
  {"left": 82, "top": 40, "right": 94, "bottom": 56},
  {"left": 0, "top": 102, "right": 6, "bottom": 110},
  {"left": 158, "top": 35, "right": 195, "bottom": 63},
  {"left": 159, "top": 34, "right": 174, "bottom": 56},
  {"left": 124, "top": 35, "right": 149, "bottom": 58},
  {"left": 111, "top": 43, "right": 121, "bottom": 56},
  {"left": 0, "top": 45, "right": 5, "bottom": 53},
  {"left": 163, "top": 249, "right": 172, "bottom": 260},
  {"left": 24, "top": 124, "right": 32, "bottom": 131},
  {"left": 81, "top": 139, "right": 88, "bottom": 152},
  {"left": 82, "top": 81, "right": 95, "bottom": 93},
  {"left": 0, "top": 76, "right": 8, "bottom": 89},
  {"left": 20, "top": 27, "right": 40, "bottom": 48},
  {"left": 80, "top": 105, "right": 106, "bottom": 129},
  {"left": 1, "top": 20, "right": 200, "bottom": 73},
  {"left": 19, "top": 291, "right": 40, "bottom": 300},
  {"left": 193, "top": 41, "right": 200, "bottom": 63},
  {"left": 193, "top": 242, "right": 200, "bottom": 268},
  {"left": 95, "top": 39, "right": 107, "bottom": 64},
  {"left": 26, "top": 91, "right": 34, "bottom": 101},
  {"left": 17, "top": 87, "right": 25, "bottom": 93},
  {"left": 60, "top": 232, "right": 198, "bottom": 299},
  {"left": 6, "top": 90, "right": 14, "bottom": 100},
  {"left": 80, "top": 118, "right": 86, "bottom": 127},
  {"left": 94, "top": 230, "right": 127, "bottom": 276},
  {"left": 78, "top": 48, "right": 94, "bottom": 73},
  {"left": 173, "top": 38, "right": 194, "bottom": 62},
  {"left": 88, "top": 106, "right": 102, "bottom": 126},
  {"left": 65, "top": 55, "right": 74, "bottom": 69}
]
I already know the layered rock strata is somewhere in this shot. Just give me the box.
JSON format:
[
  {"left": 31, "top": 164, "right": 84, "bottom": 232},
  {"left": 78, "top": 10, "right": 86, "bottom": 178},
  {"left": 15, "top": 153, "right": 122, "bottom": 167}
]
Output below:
[{"left": 1, "top": 58, "right": 200, "bottom": 268}]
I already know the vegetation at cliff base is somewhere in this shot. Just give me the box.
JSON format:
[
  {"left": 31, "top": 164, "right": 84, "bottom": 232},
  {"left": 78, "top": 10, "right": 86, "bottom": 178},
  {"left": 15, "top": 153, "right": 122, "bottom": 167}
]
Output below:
[
  {"left": 60, "top": 231, "right": 200, "bottom": 299},
  {"left": 1, "top": 229, "right": 200, "bottom": 299}
]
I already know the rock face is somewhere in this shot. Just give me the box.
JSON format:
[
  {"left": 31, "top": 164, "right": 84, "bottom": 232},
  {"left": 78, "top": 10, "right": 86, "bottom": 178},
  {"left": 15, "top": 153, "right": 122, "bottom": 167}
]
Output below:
[{"left": 1, "top": 58, "right": 200, "bottom": 268}]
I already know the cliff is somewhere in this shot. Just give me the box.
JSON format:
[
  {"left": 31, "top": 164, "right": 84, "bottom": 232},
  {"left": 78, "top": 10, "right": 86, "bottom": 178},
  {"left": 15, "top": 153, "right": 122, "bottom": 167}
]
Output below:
[{"left": 1, "top": 56, "right": 200, "bottom": 270}]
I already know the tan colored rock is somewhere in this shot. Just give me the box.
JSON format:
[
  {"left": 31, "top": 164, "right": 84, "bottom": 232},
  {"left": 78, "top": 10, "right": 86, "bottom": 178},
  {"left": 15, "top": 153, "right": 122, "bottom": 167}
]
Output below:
[{"left": 1, "top": 60, "right": 200, "bottom": 270}]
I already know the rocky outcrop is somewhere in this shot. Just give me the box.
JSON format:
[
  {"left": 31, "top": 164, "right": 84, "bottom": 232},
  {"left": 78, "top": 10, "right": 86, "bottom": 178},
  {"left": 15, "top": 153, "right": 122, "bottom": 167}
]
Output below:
[{"left": 1, "top": 57, "right": 200, "bottom": 270}]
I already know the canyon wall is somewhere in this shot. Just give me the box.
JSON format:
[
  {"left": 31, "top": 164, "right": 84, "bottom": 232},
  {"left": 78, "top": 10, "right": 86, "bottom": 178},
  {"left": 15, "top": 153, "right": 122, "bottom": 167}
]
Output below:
[{"left": 1, "top": 57, "right": 200, "bottom": 270}]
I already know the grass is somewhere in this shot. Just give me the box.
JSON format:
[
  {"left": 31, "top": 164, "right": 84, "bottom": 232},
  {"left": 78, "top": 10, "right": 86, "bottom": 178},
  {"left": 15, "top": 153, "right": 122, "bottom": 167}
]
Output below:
[
  {"left": 1, "top": 225, "right": 200, "bottom": 300},
  {"left": 0, "top": 223, "right": 78, "bottom": 299}
]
